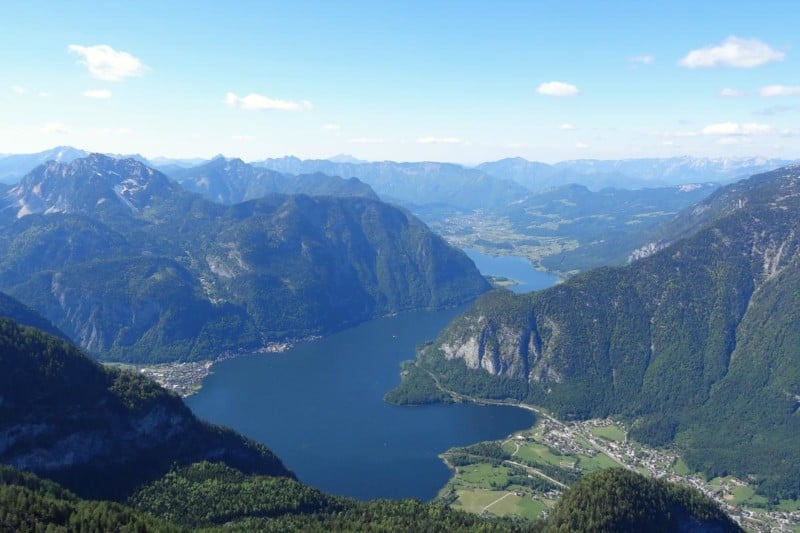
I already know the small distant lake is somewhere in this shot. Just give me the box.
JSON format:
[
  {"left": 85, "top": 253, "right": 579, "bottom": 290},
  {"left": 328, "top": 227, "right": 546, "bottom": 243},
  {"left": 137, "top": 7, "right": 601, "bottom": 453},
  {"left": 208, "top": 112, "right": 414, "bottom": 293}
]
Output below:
[
  {"left": 188, "top": 307, "right": 534, "bottom": 501},
  {"left": 464, "top": 248, "right": 560, "bottom": 293}
]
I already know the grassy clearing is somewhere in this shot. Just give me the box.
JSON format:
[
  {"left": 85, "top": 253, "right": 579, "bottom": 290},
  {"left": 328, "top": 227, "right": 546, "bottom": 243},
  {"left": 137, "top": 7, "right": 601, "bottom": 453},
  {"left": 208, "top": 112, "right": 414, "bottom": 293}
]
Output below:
[
  {"left": 452, "top": 488, "right": 549, "bottom": 520},
  {"left": 513, "top": 442, "right": 576, "bottom": 469},
  {"left": 589, "top": 424, "right": 626, "bottom": 442},
  {"left": 453, "top": 489, "right": 508, "bottom": 514},
  {"left": 457, "top": 464, "right": 510, "bottom": 488},
  {"left": 574, "top": 452, "right": 618, "bottom": 472},
  {"left": 673, "top": 458, "right": 691, "bottom": 476}
]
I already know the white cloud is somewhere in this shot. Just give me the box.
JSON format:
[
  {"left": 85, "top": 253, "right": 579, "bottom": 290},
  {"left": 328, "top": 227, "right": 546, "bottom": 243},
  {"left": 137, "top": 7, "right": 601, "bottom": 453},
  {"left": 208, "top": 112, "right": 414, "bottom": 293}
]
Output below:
[
  {"left": 224, "top": 92, "right": 312, "bottom": 111},
  {"left": 349, "top": 137, "right": 386, "bottom": 144},
  {"left": 628, "top": 55, "right": 654, "bottom": 65},
  {"left": 322, "top": 123, "right": 341, "bottom": 130},
  {"left": 83, "top": 89, "right": 112, "bottom": 99},
  {"left": 718, "top": 137, "right": 743, "bottom": 145},
  {"left": 38, "top": 91, "right": 50, "bottom": 98},
  {"left": 701, "top": 122, "right": 771, "bottom": 135},
  {"left": 537, "top": 81, "right": 580, "bottom": 97},
  {"left": 760, "top": 85, "right": 800, "bottom": 97},
  {"left": 232, "top": 134, "right": 256, "bottom": 141},
  {"left": 416, "top": 136, "right": 462, "bottom": 144},
  {"left": 679, "top": 36, "right": 784, "bottom": 68},
  {"left": 559, "top": 123, "right": 575, "bottom": 130},
  {"left": 11, "top": 85, "right": 25, "bottom": 95},
  {"left": 68, "top": 44, "right": 146, "bottom": 81},
  {"left": 41, "top": 122, "right": 68, "bottom": 135},
  {"left": 575, "top": 142, "right": 588, "bottom": 148},
  {"left": 718, "top": 88, "right": 745, "bottom": 97}
]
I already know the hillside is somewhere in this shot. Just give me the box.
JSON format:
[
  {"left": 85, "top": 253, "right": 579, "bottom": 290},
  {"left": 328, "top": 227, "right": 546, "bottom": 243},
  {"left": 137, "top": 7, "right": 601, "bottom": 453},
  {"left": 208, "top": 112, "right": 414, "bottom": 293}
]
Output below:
[
  {"left": 0, "top": 155, "right": 489, "bottom": 362},
  {"left": 0, "top": 317, "right": 291, "bottom": 500},
  {"left": 545, "top": 468, "right": 741, "bottom": 532},
  {"left": 389, "top": 165, "right": 800, "bottom": 500}
]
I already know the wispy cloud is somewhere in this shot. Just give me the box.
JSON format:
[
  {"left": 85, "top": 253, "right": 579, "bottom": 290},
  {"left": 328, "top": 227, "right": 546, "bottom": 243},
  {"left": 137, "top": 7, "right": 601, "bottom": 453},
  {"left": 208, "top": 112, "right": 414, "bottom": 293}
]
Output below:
[
  {"left": 679, "top": 36, "right": 784, "bottom": 68},
  {"left": 41, "top": 122, "right": 68, "bottom": 135},
  {"left": 68, "top": 44, "right": 147, "bottom": 81},
  {"left": 224, "top": 92, "right": 312, "bottom": 111},
  {"left": 575, "top": 142, "right": 588, "bottom": 149},
  {"left": 760, "top": 85, "right": 800, "bottom": 97},
  {"left": 83, "top": 89, "right": 112, "bottom": 99},
  {"left": 628, "top": 55, "right": 654, "bottom": 65},
  {"left": 232, "top": 134, "right": 256, "bottom": 141},
  {"left": 718, "top": 88, "right": 745, "bottom": 97},
  {"left": 558, "top": 123, "right": 576, "bottom": 130},
  {"left": 11, "top": 85, "right": 25, "bottom": 95},
  {"left": 416, "top": 136, "right": 461, "bottom": 144},
  {"left": 537, "top": 81, "right": 580, "bottom": 97},
  {"left": 701, "top": 122, "right": 771, "bottom": 135},
  {"left": 322, "top": 123, "right": 341, "bottom": 130},
  {"left": 754, "top": 105, "right": 796, "bottom": 116}
]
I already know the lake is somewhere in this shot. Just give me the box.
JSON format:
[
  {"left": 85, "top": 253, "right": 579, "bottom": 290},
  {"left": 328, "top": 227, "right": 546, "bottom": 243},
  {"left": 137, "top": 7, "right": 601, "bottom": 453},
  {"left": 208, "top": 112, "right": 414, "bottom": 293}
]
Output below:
[
  {"left": 464, "top": 248, "right": 559, "bottom": 293},
  {"left": 188, "top": 307, "right": 534, "bottom": 501},
  {"left": 188, "top": 251, "right": 554, "bottom": 501}
]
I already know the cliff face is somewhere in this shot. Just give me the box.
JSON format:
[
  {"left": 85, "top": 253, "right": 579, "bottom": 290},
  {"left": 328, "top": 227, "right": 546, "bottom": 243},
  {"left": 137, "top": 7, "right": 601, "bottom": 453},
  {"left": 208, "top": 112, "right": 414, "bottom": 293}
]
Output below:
[
  {"left": 397, "top": 166, "right": 800, "bottom": 499},
  {"left": 0, "top": 317, "right": 291, "bottom": 500}
]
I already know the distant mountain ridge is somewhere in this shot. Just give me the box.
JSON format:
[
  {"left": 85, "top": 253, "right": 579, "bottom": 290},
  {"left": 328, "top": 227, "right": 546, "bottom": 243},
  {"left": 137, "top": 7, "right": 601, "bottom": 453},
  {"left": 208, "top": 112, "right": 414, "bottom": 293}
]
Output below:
[
  {"left": 478, "top": 156, "right": 798, "bottom": 190},
  {"left": 166, "top": 156, "right": 377, "bottom": 204},
  {"left": 0, "top": 154, "right": 489, "bottom": 362},
  {"left": 256, "top": 156, "right": 530, "bottom": 210},
  {"left": 390, "top": 165, "right": 800, "bottom": 500}
]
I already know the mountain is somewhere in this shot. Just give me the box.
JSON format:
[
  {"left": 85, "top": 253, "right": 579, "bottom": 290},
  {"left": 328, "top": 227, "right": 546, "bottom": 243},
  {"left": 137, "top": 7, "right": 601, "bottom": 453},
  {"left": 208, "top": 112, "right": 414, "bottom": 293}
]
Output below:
[
  {"left": 0, "top": 146, "right": 88, "bottom": 184},
  {"left": 256, "top": 157, "right": 530, "bottom": 210},
  {"left": 0, "top": 155, "right": 489, "bottom": 362},
  {"left": 0, "top": 291, "right": 68, "bottom": 340},
  {"left": 0, "top": 316, "right": 291, "bottom": 500},
  {"left": 479, "top": 156, "right": 798, "bottom": 191},
  {"left": 327, "top": 153, "right": 367, "bottom": 164},
  {"left": 166, "top": 156, "right": 377, "bottom": 204},
  {"left": 390, "top": 165, "right": 800, "bottom": 500},
  {"left": 545, "top": 468, "right": 741, "bottom": 532}
]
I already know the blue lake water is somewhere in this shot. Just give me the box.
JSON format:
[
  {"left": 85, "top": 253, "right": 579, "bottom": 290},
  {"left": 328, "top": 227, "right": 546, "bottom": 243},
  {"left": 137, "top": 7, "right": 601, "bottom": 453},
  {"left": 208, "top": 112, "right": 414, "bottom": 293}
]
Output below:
[
  {"left": 187, "top": 306, "right": 534, "bottom": 501},
  {"left": 464, "top": 248, "right": 560, "bottom": 293}
]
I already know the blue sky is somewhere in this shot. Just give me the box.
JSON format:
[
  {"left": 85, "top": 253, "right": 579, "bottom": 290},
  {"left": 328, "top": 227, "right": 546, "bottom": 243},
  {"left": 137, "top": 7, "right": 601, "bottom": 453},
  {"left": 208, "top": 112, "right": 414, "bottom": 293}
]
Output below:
[{"left": 2, "top": 0, "right": 799, "bottom": 163}]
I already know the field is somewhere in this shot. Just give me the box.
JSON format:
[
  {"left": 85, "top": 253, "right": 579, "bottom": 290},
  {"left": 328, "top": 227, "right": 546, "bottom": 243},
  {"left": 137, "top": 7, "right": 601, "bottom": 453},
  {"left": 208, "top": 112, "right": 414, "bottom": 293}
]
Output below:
[{"left": 589, "top": 424, "right": 626, "bottom": 442}]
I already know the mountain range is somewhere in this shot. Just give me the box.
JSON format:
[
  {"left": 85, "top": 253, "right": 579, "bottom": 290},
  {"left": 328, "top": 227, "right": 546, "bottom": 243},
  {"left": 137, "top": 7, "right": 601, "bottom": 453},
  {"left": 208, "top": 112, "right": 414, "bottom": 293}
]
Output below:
[
  {"left": 390, "top": 164, "right": 800, "bottom": 501},
  {"left": 167, "top": 156, "right": 377, "bottom": 204},
  {"left": 478, "top": 156, "right": 798, "bottom": 190},
  {"left": 0, "top": 154, "right": 489, "bottom": 362}
]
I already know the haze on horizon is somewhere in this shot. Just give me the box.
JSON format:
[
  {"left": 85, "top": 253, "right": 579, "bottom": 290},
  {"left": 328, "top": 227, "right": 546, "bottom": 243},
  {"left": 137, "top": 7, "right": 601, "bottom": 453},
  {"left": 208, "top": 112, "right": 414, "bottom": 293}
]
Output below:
[{"left": 2, "top": 0, "right": 799, "bottom": 164}]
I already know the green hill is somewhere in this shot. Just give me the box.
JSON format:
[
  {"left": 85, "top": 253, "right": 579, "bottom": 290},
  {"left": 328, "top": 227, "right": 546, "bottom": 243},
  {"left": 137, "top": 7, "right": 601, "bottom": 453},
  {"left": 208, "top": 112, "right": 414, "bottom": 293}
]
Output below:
[{"left": 0, "top": 316, "right": 291, "bottom": 500}]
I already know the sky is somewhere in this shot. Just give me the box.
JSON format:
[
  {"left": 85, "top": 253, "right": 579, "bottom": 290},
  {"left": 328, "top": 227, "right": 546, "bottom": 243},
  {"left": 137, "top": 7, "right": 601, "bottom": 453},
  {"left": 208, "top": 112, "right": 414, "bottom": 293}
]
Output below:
[{"left": 2, "top": 0, "right": 799, "bottom": 163}]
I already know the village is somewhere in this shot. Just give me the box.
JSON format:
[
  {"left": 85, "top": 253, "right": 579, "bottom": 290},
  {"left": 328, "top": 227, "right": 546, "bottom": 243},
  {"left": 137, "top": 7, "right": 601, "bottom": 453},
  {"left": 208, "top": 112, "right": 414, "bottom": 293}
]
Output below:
[{"left": 525, "top": 413, "right": 800, "bottom": 532}]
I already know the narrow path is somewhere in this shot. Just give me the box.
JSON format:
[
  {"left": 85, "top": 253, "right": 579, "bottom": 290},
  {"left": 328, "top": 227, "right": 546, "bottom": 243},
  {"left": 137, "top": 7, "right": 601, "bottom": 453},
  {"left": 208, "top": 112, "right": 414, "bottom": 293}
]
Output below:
[{"left": 481, "top": 491, "right": 514, "bottom": 513}]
